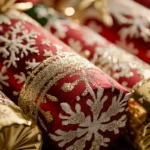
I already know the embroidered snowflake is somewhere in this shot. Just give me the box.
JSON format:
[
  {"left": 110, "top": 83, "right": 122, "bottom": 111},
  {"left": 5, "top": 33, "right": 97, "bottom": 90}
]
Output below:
[
  {"left": 109, "top": 0, "right": 150, "bottom": 42},
  {"left": 50, "top": 88, "right": 129, "bottom": 149},
  {"left": 0, "top": 21, "right": 39, "bottom": 68},
  {"left": 0, "top": 66, "right": 9, "bottom": 90}
]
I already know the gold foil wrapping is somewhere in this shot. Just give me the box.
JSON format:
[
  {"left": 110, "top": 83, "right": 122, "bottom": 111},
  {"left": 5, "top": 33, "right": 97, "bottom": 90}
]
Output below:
[
  {"left": 127, "top": 78, "right": 150, "bottom": 150},
  {"left": 0, "top": 92, "right": 42, "bottom": 149},
  {"left": 127, "top": 99, "right": 147, "bottom": 149},
  {"left": 132, "top": 79, "right": 150, "bottom": 107}
]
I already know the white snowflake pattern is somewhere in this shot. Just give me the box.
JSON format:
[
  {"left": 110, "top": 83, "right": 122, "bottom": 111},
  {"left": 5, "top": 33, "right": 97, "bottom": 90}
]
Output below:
[
  {"left": 0, "top": 21, "right": 39, "bottom": 68},
  {"left": 45, "top": 19, "right": 68, "bottom": 39},
  {"left": 53, "top": 44, "right": 63, "bottom": 51},
  {"left": 119, "top": 17, "right": 150, "bottom": 41},
  {"left": 0, "top": 66, "right": 9, "bottom": 90},
  {"left": 68, "top": 38, "right": 82, "bottom": 52},
  {"left": 43, "top": 49, "right": 53, "bottom": 57},
  {"left": 14, "top": 72, "right": 26, "bottom": 84},
  {"left": 91, "top": 44, "right": 146, "bottom": 81},
  {"left": 50, "top": 88, "right": 130, "bottom": 150},
  {"left": 116, "top": 39, "right": 139, "bottom": 55},
  {"left": 82, "top": 27, "right": 106, "bottom": 45},
  {"left": 42, "top": 39, "right": 51, "bottom": 46},
  {"left": 19, "top": 45, "right": 130, "bottom": 149},
  {"left": 0, "top": 14, "right": 11, "bottom": 25},
  {"left": 108, "top": 0, "right": 150, "bottom": 42},
  {"left": 26, "top": 58, "right": 40, "bottom": 70}
]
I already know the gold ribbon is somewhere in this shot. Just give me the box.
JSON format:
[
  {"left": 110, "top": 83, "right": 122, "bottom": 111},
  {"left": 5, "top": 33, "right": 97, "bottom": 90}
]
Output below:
[{"left": 127, "top": 99, "right": 147, "bottom": 149}]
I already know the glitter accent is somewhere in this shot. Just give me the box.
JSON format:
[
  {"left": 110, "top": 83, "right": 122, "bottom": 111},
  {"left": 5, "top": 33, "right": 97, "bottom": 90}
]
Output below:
[{"left": 46, "top": 94, "right": 58, "bottom": 102}]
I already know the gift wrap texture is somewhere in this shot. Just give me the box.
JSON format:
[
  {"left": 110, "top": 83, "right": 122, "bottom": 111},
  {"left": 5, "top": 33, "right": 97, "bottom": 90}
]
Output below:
[{"left": 0, "top": 8, "right": 131, "bottom": 150}]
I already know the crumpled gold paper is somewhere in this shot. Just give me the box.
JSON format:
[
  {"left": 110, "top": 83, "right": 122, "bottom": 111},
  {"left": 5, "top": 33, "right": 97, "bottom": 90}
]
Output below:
[
  {"left": 0, "top": 91, "right": 42, "bottom": 150},
  {"left": 127, "top": 78, "right": 150, "bottom": 150},
  {"left": 127, "top": 99, "right": 147, "bottom": 149}
]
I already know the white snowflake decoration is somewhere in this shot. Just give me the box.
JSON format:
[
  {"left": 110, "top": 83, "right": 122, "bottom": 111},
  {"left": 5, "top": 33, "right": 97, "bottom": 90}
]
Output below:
[
  {"left": 0, "top": 66, "right": 9, "bottom": 90},
  {"left": 0, "top": 22, "right": 39, "bottom": 68},
  {"left": 45, "top": 19, "right": 68, "bottom": 39},
  {"left": 108, "top": 0, "right": 150, "bottom": 42},
  {"left": 26, "top": 58, "right": 40, "bottom": 70},
  {"left": 116, "top": 39, "right": 139, "bottom": 55},
  {"left": 68, "top": 38, "right": 82, "bottom": 52},
  {"left": 82, "top": 27, "right": 107, "bottom": 46},
  {"left": 14, "top": 72, "right": 26, "bottom": 84},
  {"left": 43, "top": 49, "right": 53, "bottom": 57},
  {"left": 50, "top": 88, "right": 130, "bottom": 150},
  {"left": 0, "top": 14, "right": 11, "bottom": 25},
  {"left": 119, "top": 17, "right": 150, "bottom": 41},
  {"left": 42, "top": 39, "right": 51, "bottom": 46}
]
